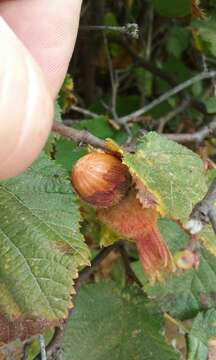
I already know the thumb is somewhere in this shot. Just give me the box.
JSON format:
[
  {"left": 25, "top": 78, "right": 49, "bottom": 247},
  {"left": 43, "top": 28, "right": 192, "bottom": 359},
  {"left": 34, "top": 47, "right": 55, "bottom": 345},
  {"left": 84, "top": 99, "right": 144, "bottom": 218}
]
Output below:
[
  {"left": 0, "top": 18, "right": 53, "bottom": 180},
  {"left": 0, "top": 0, "right": 82, "bottom": 180},
  {"left": 0, "top": 0, "right": 82, "bottom": 98}
]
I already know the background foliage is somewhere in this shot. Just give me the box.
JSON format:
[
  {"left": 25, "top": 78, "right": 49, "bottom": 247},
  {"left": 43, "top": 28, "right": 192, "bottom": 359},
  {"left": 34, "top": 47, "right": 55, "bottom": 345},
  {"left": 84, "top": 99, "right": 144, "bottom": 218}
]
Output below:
[{"left": 2, "top": 1, "right": 216, "bottom": 359}]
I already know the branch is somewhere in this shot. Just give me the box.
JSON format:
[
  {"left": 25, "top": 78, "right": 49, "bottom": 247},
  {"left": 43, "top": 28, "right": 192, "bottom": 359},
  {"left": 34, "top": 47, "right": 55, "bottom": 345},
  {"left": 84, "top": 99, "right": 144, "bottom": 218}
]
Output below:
[
  {"left": 52, "top": 121, "right": 107, "bottom": 150},
  {"left": 103, "top": 34, "right": 119, "bottom": 122},
  {"left": 157, "top": 98, "right": 190, "bottom": 133},
  {"left": 114, "top": 38, "right": 207, "bottom": 116},
  {"left": 70, "top": 105, "right": 98, "bottom": 118},
  {"left": 113, "top": 37, "right": 176, "bottom": 86},
  {"left": 186, "top": 178, "right": 216, "bottom": 235},
  {"left": 166, "top": 117, "right": 216, "bottom": 143},
  {"left": 80, "top": 23, "right": 139, "bottom": 39},
  {"left": 75, "top": 242, "right": 122, "bottom": 291},
  {"left": 118, "top": 71, "right": 216, "bottom": 125},
  {"left": 118, "top": 243, "right": 143, "bottom": 287}
]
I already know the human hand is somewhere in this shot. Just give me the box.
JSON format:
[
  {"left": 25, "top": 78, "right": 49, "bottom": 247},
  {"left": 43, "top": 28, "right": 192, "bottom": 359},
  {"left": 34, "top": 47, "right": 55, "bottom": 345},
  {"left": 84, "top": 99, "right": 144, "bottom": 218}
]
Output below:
[{"left": 0, "top": 0, "right": 82, "bottom": 180}]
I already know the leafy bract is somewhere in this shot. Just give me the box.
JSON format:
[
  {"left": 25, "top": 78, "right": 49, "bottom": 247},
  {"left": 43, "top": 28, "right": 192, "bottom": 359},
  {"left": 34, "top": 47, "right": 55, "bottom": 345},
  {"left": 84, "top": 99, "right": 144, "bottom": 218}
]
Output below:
[
  {"left": 123, "top": 132, "right": 207, "bottom": 222},
  {"left": 0, "top": 154, "right": 89, "bottom": 344},
  {"left": 62, "top": 282, "right": 179, "bottom": 360},
  {"left": 132, "top": 219, "right": 216, "bottom": 320},
  {"left": 153, "top": 0, "right": 191, "bottom": 17},
  {"left": 187, "top": 310, "right": 216, "bottom": 360}
]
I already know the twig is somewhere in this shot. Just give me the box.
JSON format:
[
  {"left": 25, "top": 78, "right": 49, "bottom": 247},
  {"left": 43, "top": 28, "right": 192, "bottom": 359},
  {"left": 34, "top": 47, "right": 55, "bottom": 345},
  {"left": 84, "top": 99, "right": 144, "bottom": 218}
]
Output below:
[
  {"left": 186, "top": 178, "right": 216, "bottom": 235},
  {"left": 45, "top": 327, "right": 63, "bottom": 360},
  {"left": 166, "top": 117, "right": 216, "bottom": 143},
  {"left": 39, "top": 335, "right": 46, "bottom": 360},
  {"left": 81, "top": 23, "right": 139, "bottom": 38},
  {"left": 157, "top": 98, "right": 190, "bottom": 133},
  {"left": 145, "top": 4, "right": 154, "bottom": 61},
  {"left": 103, "top": 34, "right": 119, "bottom": 121},
  {"left": 21, "top": 340, "right": 32, "bottom": 360},
  {"left": 75, "top": 242, "right": 122, "bottom": 291},
  {"left": 71, "top": 105, "right": 98, "bottom": 118},
  {"left": 118, "top": 243, "right": 143, "bottom": 287},
  {"left": 118, "top": 71, "right": 216, "bottom": 125},
  {"left": 52, "top": 121, "right": 107, "bottom": 150},
  {"left": 114, "top": 37, "right": 176, "bottom": 86},
  {"left": 53, "top": 114, "right": 216, "bottom": 151},
  {"left": 113, "top": 37, "right": 207, "bottom": 116}
]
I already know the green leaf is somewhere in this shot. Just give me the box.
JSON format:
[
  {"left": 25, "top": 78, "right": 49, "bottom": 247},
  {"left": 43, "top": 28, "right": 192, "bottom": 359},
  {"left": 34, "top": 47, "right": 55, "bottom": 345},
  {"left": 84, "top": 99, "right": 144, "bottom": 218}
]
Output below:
[
  {"left": 25, "top": 329, "right": 54, "bottom": 360},
  {"left": 191, "top": 17, "right": 216, "bottom": 56},
  {"left": 62, "top": 282, "right": 180, "bottom": 360},
  {"left": 104, "top": 11, "right": 119, "bottom": 27},
  {"left": 90, "top": 96, "right": 141, "bottom": 117},
  {"left": 132, "top": 219, "right": 216, "bottom": 320},
  {"left": 166, "top": 26, "right": 190, "bottom": 57},
  {"left": 153, "top": 0, "right": 191, "bottom": 17},
  {"left": 133, "top": 67, "right": 153, "bottom": 97},
  {"left": 123, "top": 132, "right": 207, "bottom": 222},
  {"left": 161, "top": 57, "right": 192, "bottom": 85},
  {"left": 73, "top": 116, "right": 114, "bottom": 139},
  {"left": 55, "top": 139, "right": 87, "bottom": 172},
  {"left": 187, "top": 310, "right": 216, "bottom": 360},
  {"left": 203, "top": 97, "right": 216, "bottom": 114},
  {"left": 0, "top": 154, "right": 89, "bottom": 344},
  {"left": 206, "top": 169, "right": 216, "bottom": 186}
]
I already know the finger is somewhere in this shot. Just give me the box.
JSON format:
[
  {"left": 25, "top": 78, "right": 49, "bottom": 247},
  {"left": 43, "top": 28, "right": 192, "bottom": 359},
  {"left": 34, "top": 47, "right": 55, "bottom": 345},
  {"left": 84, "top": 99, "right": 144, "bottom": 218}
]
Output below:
[
  {"left": 0, "top": 0, "right": 82, "bottom": 98},
  {"left": 0, "top": 18, "right": 53, "bottom": 180}
]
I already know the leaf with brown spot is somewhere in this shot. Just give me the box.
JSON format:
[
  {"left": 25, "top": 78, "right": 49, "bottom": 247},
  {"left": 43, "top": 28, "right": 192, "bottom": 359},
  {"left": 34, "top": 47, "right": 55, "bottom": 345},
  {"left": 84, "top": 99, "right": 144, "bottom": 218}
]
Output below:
[
  {"left": 0, "top": 154, "right": 89, "bottom": 345},
  {"left": 133, "top": 175, "right": 158, "bottom": 209}
]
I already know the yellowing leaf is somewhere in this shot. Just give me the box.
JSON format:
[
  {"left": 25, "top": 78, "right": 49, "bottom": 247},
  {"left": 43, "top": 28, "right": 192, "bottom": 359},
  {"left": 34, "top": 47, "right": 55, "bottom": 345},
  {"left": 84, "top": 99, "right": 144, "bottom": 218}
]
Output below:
[
  {"left": 123, "top": 132, "right": 207, "bottom": 222},
  {"left": 0, "top": 154, "right": 90, "bottom": 345}
]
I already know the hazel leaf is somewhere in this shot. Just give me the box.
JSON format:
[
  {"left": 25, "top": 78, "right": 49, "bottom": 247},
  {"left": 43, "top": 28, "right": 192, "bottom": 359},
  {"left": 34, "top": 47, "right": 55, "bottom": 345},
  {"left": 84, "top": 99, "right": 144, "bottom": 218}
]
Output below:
[
  {"left": 0, "top": 153, "right": 89, "bottom": 345},
  {"left": 123, "top": 132, "right": 207, "bottom": 222},
  {"left": 187, "top": 309, "right": 216, "bottom": 360},
  {"left": 62, "top": 282, "right": 180, "bottom": 360}
]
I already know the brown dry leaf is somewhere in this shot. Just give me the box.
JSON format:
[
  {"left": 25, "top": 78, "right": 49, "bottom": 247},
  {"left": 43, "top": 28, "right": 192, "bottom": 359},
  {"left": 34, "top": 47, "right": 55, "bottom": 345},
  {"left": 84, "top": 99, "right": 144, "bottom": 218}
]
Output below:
[
  {"left": 0, "top": 316, "right": 59, "bottom": 346},
  {"left": 191, "top": 0, "right": 206, "bottom": 19}
]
